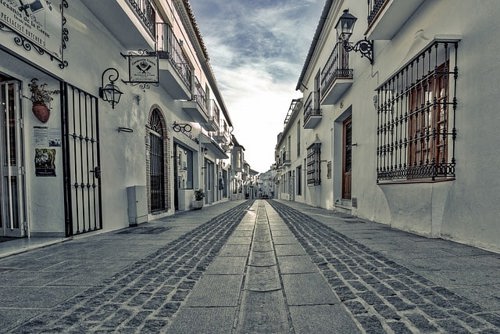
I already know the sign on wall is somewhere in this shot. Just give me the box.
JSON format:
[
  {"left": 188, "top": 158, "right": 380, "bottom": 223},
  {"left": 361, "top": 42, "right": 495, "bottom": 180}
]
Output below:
[
  {"left": 0, "top": 0, "right": 67, "bottom": 67},
  {"left": 122, "top": 51, "right": 159, "bottom": 89},
  {"left": 128, "top": 54, "right": 159, "bottom": 83}
]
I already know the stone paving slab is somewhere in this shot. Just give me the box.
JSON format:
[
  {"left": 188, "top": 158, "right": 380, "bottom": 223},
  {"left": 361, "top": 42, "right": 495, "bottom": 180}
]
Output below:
[
  {"left": 289, "top": 304, "right": 360, "bottom": 334},
  {"left": 246, "top": 265, "right": 281, "bottom": 292},
  {"left": 166, "top": 307, "right": 236, "bottom": 334},
  {"left": 230, "top": 230, "right": 253, "bottom": 237},
  {"left": 225, "top": 236, "right": 252, "bottom": 245},
  {"left": 282, "top": 273, "right": 340, "bottom": 306},
  {"left": 204, "top": 256, "right": 247, "bottom": 275},
  {"left": 269, "top": 230, "right": 295, "bottom": 237},
  {"left": 0, "top": 309, "right": 41, "bottom": 332},
  {"left": 185, "top": 275, "right": 243, "bottom": 307},
  {"left": 252, "top": 241, "right": 273, "bottom": 252},
  {"left": 272, "top": 236, "right": 298, "bottom": 245},
  {"left": 278, "top": 255, "right": 318, "bottom": 274},
  {"left": 218, "top": 244, "right": 250, "bottom": 257},
  {"left": 249, "top": 250, "right": 276, "bottom": 267},
  {"left": 237, "top": 290, "right": 289, "bottom": 333},
  {"left": 275, "top": 244, "right": 307, "bottom": 256},
  {"left": 0, "top": 286, "right": 81, "bottom": 308}
]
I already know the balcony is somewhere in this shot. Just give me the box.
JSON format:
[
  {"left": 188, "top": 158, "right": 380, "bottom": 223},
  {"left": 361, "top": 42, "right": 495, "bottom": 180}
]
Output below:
[
  {"left": 282, "top": 151, "right": 291, "bottom": 167},
  {"left": 157, "top": 23, "right": 192, "bottom": 100},
  {"left": 82, "top": 0, "right": 156, "bottom": 49},
  {"left": 204, "top": 100, "right": 220, "bottom": 132},
  {"left": 366, "top": 0, "right": 426, "bottom": 40},
  {"left": 181, "top": 77, "right": 210, "bottom": 128},
  {"left": 303, "top": 92, "right": 322, "bottom": 129},
  {"left": 320, "top": 42, "right": 353, "bottom": 105},
  {"left": 214, "top": 129, "right": 231, "bottom": 146},
  {"left": 199, "top": 133, "right": 228, "bottom": 160}
]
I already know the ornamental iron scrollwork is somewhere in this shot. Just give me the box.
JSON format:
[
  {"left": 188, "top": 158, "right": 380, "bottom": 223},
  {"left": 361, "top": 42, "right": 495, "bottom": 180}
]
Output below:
[
  {"left": 172, "top": 122, "right": 192, "bottom": 133},
  {"left": 0, "top": 0, "right": 69, "bottom": 69}
]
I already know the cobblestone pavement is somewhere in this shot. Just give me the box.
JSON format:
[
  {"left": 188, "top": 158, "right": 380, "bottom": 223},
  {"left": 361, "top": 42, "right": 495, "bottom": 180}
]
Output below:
[
  {"left": 3, "top": 199, "right": 500, "bottom": 333},
  {"left": 8, "top": 201, "right": 253, "bottom": 333},
  {"left": 268, "top": 200, "right": 500, "bottom": 334}
]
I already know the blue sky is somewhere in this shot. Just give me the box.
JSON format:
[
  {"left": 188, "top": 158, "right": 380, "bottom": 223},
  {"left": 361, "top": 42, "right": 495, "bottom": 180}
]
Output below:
[{"left": 189, "top": 0, "right": 324, "bottom": 173}]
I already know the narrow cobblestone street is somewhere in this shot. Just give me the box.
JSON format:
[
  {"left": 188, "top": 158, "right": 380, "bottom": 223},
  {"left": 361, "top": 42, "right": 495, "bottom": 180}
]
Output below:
[{"left": 0, "top": 200, "right": 499, "bottom": 333}]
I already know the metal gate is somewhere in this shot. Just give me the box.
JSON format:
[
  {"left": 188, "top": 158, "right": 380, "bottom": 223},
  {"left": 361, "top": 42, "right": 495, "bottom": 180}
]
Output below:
[
  {"left": 149, "top": 110, "right": 165, "bottom": 212},
  {"left": 0, "top": 80, "right": 26, "bottom": 237},
  {"left": 61, "top": 82, "right": 102, "bottom": 236}
]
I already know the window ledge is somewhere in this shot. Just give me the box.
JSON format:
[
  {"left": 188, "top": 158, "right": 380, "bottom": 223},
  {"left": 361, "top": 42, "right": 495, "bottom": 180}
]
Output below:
[{"left": 377, "top": 177, "right": 455, "bottom": 185}]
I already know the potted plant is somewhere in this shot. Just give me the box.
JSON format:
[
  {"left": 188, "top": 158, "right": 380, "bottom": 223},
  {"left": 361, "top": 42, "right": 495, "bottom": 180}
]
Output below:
[
  {"left": 192, "top": 189, "right": 205, "bottom": 210},
  {"left": 26, "top": 78, "right": 59, "bottom": 123}
]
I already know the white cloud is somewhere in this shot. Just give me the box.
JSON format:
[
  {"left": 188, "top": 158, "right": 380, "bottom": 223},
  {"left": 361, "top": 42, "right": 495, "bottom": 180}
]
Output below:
[{"left": 189, "top": 0, "right": 324, "bottom": 172}]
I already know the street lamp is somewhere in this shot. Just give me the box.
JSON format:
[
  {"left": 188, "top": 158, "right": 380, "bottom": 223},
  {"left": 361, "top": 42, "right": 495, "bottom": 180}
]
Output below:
[
  {"left": 335, "top": 9, "right": 374, "bottom": 64},
  {"left": 99, "top": 68, "right": 123, "bottom": 109}
]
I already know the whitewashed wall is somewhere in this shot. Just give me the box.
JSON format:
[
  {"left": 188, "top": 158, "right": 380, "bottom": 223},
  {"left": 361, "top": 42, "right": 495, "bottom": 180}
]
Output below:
[
  {"left": 0, "top": 0, "right": 232, "bottom": 237},
  {"left": 289, "top": 0, "right": 500, "bottom": 252}
]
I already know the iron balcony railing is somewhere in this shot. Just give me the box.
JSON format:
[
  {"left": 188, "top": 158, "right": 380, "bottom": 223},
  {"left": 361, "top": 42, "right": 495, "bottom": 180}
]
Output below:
[
  {"left": 282, "top": 150, "right": 291, "bottom": 166},
  {"left": 368, "top": 0, "right": 389, "bottom": 27},
  {"left": 156, "top": 23, "right": 193, "bottom": 92},
  {"left": 303, "top": 92, "right": 321, "bottom": 122},
  {"left": 193, "top": 76, "right": 208, "bottom": 117},
  {"left": 320, "top": 41, "right": 353, "bottom": 100},
  {"left": 127, "top": 0, "right": 156, "bottom": 37},
  {"left": 210, "top": 99, "right": 220, "bottom": 127}
]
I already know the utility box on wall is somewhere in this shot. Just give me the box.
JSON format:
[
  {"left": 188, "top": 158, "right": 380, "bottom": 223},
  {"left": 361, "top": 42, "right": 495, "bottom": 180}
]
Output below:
[{"left": 127, "top": 185, "right": 148, "bottom": 226}]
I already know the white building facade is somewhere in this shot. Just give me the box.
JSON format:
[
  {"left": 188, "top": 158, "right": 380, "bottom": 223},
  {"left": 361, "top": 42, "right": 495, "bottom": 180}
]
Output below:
[
  {"left": 276, "top": 0, "right": 500, "bottom": 252},
  {"left": 0, "top": 0, "right": 240, "bottom": 241}
]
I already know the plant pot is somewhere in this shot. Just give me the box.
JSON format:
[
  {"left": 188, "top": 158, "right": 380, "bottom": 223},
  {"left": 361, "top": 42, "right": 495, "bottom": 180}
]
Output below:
[
  {"left": 32, "top": 102, "right": 50, "bottom": 123},
  {"left": 192, "top": 200, "right": 204, "bottom": 210}
]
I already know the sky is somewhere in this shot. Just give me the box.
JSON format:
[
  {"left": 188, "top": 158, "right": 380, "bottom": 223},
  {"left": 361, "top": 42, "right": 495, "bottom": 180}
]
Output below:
[{"left": 189, "top": 0, "right": 324, "bottom": 173}]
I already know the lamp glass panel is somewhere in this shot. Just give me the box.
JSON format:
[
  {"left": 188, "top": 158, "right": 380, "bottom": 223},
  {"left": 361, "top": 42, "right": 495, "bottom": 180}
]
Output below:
[{"left": 103, "top": 84, "right": 115, "bottom": 102}]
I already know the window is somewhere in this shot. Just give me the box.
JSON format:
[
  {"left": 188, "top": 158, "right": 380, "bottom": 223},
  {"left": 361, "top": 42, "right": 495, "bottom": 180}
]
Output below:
[
  {"left": 376, "top": 40, "right": 458, "bottom": 182},
  {"left": 296, "top": 166, "right": 302, "bottom": 195},
  {"left": 297, "top": 121, "right": 301, "bottom": 156},
  {"left": 408, "top": 63, "right": 449, "bottom": 168},
  {"left": 287, "top": 136, "right": 291, "bottom": 162},
  {"left": 307, "top": 142, "right": 321, "bottom": 186}
]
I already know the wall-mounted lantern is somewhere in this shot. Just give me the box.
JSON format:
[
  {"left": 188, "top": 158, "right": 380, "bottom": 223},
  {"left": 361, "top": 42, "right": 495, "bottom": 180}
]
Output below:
[
  {"left": 99, "top": 68, "right": 123, "bottom": 109},
  {"left": 335, "top": 9, "right": 374, "bottom": 64}
]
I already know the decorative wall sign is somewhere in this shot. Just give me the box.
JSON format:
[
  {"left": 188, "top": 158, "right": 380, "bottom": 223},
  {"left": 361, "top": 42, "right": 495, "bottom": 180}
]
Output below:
[
  {"left": 121, "top": 50, "right": 159, "bottom": 89},
  {"left": 0, "top": 0, "right": 69, "bottom": 68}
]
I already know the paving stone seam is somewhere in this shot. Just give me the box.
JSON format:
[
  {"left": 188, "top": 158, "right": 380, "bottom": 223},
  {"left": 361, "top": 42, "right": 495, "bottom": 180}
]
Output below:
[
  {"left": 8, "top": 201, "right": 254, "bottom": 334},
  {"left": 268, "top": 200, "right": 500, "bottom": 334}
]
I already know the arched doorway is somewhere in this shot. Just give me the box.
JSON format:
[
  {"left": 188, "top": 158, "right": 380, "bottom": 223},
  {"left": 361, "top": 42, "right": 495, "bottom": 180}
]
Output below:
[{"left": 148, "top": 109, "right": 168, "bottom": 212}]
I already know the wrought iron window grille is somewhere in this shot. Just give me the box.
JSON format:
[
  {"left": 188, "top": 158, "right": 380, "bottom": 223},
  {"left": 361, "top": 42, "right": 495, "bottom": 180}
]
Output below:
[
  {"left": 307, "top": 142, "right": 321, "bottom": 186},
  {"left": 376, "top": 39, "right": 459, "bottom": 183}
]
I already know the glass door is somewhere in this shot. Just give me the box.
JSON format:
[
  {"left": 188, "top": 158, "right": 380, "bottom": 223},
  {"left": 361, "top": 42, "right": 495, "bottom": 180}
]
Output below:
[{"left": 0, "top": 80, "right": 26, "bottom": 237}]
